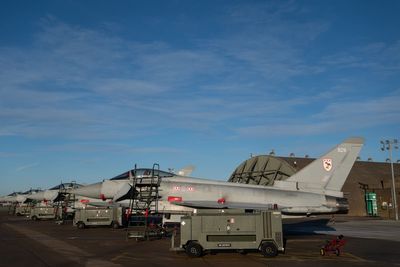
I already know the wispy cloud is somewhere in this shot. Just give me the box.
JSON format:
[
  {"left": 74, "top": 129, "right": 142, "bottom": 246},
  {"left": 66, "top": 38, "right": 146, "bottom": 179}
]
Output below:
[
  {"left": 16, "top": 162, "right": 39, "bottom": 172},
  {"left": 0, "top": 152, "right": 18, "bottom": 158},
  {"left": 0, "top": 14, "right": 329, "bottom": 140},
  {"left": 0, "top": 1, "right": 399, "bottom": 195},
  {"left": 235, "top": 92, "right": 400, "bottom": 137},
  {"left": 0, "top": 6, "right": 399, "bottom": 144},
  {"left": 44, "top": 142, "right": 185, "bottom": 155},
  {"left": 320, "top": 41, "right": 400, "bottom": 75}
]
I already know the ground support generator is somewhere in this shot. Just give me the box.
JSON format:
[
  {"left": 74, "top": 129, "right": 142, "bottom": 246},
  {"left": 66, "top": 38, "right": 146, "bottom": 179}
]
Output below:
[
  {"left": 74, "top": 206, "right": 126, "bottom": 229},
  {"left": 171, "top": 209, "right": 284, "bottom": 257}
]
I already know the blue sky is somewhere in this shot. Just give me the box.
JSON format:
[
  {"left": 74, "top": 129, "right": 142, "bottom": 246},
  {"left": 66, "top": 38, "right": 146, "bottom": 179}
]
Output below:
[{"left": 1, "top": 0, "right": 400, "bottom": 195}]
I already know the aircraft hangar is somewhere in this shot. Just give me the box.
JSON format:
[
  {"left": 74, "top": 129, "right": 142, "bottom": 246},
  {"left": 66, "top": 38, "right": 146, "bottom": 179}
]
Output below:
[
  {"left": 228, "top": 155, "right": 296, "bottom": 186},
  {"left": 228, "top": 155, "right": 400, "bottom": 219}
]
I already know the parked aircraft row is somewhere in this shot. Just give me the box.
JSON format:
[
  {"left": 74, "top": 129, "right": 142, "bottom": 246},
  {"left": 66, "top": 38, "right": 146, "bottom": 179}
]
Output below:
[{"left": 1, "top": 137, "right": 364, "bottom": 217}]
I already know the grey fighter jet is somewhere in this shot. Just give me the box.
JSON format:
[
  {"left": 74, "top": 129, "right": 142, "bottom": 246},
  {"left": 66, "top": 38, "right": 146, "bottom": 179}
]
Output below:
[
  {"left": 70, "top": 138, "right": 363, "bottom": 216},
  {"left": 24, "top": 182, "right": 105, "bottom": 211},
  {"left": 0, "top": 192, "right": 23, "bottom": 203},
  {"left": 26, "top": 182, "right": 82, "bottom": 202},
  {"left": 1, "top": 189, "right": 42, "bottom": 204}
]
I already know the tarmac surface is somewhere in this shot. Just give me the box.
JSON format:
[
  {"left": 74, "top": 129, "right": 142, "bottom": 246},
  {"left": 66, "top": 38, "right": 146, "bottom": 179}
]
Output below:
[{"left": 0, "top": 207, "right": 399, "bottom": 267}]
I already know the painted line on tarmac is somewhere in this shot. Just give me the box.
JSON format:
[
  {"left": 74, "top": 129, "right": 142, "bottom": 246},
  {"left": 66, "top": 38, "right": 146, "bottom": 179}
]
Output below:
[
  {"left": 111, "top": 252, "right": 187, "bottom": 263},
  {"left": 4, "top": 223, "right": 121, "bottom": 267},
  {"left": 112, "top": 250, "right": 366, "bottom": 264},
  {"left": 341, "top": 252, "right": 368, "bottom": 262},
  {"left": 252, "top": 251, "right": 366, "bottom": 262},
  {"left": 286, "top": 239, "right": 323, "bottom": 242}
]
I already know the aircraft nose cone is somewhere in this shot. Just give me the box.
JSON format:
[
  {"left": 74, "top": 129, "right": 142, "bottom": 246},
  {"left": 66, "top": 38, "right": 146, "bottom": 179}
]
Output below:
[{"left": 69, "top": 182, "right": 102, "bottom": 199}]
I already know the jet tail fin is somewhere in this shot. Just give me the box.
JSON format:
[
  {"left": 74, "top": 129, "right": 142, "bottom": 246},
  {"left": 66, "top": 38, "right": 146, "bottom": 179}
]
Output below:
[{"left": 286, "top": 137, "right": 364, "bottom": 192}]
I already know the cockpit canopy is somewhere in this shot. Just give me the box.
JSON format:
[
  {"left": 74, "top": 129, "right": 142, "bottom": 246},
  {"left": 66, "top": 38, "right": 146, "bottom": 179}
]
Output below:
[
  {"left": 22, "top": 189, "right": 42, "bottom": 194},
  {"left": 8, "top": 192, "right": 23, "bottom": 196},
  {"left": 110, "top": 168, "right": 174, "bottom": 180},
  {"left": 49, "top": 183, "right": 82, "bottom": 190}
]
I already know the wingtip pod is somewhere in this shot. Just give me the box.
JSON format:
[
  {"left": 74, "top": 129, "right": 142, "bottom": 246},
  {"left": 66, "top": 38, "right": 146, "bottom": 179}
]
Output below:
[{"left": 343, "top": 137, "right": 364, "bottom": 145}]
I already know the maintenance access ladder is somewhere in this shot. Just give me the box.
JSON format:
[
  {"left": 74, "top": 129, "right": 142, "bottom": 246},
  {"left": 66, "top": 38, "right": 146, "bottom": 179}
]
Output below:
[
  {"left": 128, "top": 163, "right": 162, "bottom": 214},
  {"left": 126, "top": 164, "right": 163, "bottom": 240},
  {"left": 54, "top": 182, "right": 77, "bottom": 220}
]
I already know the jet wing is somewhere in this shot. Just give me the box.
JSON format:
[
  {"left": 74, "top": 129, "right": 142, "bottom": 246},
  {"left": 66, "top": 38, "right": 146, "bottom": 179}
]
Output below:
[
  {"left": 171, "top": 200, "right": 272, "bottom": 210},
  {"left": 84, "top": 201, "right": 120, "bottom": 208},
  {"left": 113, "top": 183, "right": 133, "bottom": 202}
]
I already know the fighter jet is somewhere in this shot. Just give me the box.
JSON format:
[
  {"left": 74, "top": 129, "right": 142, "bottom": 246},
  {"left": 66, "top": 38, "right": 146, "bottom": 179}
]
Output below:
[
  {"left": 70, "top": 138, "right": 364, "bottom": 216},
  {"left": 26, "top": 182, "right": 82, "bottom": 203},
  {"left": 23, "top": 182, "right": 105, "bottom": 211},
  {"left": 2, "top": 189, "right": 42, "bottom": 204},
  {"left": 0, "top": 192, "right": 23, "bottom": 203}
]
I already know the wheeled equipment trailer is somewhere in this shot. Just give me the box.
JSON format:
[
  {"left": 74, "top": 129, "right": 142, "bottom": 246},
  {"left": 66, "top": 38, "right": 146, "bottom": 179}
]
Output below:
[
  {"left": 30, "top": 206, "right": 62, "bottom": 220},
  {"left": 74, "top": 206, "right": 126, "bottom": 229},
  {"left": 171, "top": 209, "right": 284, "bottom": 257}
]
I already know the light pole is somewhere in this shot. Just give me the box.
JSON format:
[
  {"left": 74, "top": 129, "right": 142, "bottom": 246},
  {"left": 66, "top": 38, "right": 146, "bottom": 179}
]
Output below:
[{"left": 381, "top": 139, "right": 399, "bottom": 221}]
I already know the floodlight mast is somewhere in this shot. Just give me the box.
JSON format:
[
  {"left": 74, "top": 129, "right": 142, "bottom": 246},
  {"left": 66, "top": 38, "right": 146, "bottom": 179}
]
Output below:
[{"left": 381, "top": 139, "right": 399, "bottom": 221}]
